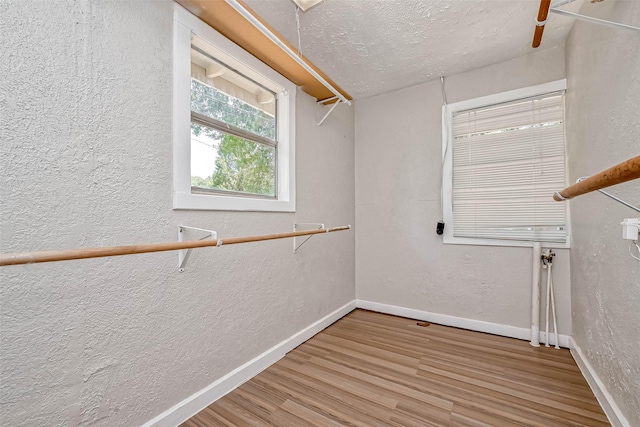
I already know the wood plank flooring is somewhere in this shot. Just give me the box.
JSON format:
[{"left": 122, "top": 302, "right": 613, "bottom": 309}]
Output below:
[{"left": 183, "top": 309, "right": 609, "bottom": 426}]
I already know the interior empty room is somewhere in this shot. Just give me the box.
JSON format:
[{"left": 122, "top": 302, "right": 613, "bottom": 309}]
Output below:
[{"left": 1, "top": 0, "right": 639, "bottom": 426}]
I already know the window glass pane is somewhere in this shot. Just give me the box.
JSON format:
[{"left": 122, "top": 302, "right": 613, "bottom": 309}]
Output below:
[
  {"left": 191, "top": 123, "right": 276, "bottom": 197},
  {"left": 191, "top": 79, "right": 276, "bottom": 141}
]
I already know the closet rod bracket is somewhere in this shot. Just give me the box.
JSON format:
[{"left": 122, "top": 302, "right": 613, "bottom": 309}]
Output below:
[
  {"left": 178, "top": 226, "right": 217, "bottom": 272},
  {"left": 575, "top": 177, "right": 639, "bottom": 213},
  {"left": 293, "top": 223, "right": 324, "bottom": 253},
  {"left": 549, "top": 6, "right": 640, "bottom": 33},
  {"left": 316, "top": 98, "right": 343, "bottom": 126}
]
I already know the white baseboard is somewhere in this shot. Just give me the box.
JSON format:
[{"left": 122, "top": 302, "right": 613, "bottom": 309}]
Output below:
[
  {"left": 569, "top": 337, "right": 630, "bottom": 427},
  {"left": 356, "top": 299, "right": 571, "bottom": 348},
  {"left": 142, "top": 300, "right": 357, "bottom": 427}
]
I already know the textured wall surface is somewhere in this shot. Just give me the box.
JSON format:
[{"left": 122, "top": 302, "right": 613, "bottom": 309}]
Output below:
[
  {"left": 244, "top": 0, "right": 580, "bottom": 99},
  {"left": 355, "top": 47, "right": 573, "bottom": 334},
  {"left": 0, "top": 1, "right": 355, "bottom": 426},
  {"left": 565, "top": 1, "right": 640, "bottom": 424}
]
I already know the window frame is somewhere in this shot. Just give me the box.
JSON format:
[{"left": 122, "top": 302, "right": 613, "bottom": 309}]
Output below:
[
  {"left": 173, "top": 4, "right": 296, "bottom": 212},
  {"left": 441, "top": 80, "right": 570, "bottom": 248}
]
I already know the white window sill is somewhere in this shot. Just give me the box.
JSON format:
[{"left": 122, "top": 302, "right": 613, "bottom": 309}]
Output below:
[
  {"left": 443, "top": 235, "right": 570, "bottom": 249},
  {"left": 173, "top": 191, "right": 295, "bottom": 212}
]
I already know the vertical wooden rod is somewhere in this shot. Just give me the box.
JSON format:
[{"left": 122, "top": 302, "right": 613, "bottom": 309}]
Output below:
[{"left": 532, "top": 0, "right": 552, "bottom": 48}]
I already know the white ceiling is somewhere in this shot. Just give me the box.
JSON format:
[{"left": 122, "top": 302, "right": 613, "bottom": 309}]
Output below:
[{"left": 244, "top": 0, "right": 586, "bottom": 99}]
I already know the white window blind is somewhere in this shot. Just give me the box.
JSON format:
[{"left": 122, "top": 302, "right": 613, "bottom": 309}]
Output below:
[
  {"left": 451, "top": 92, "right": 567, "bottom": 243},
  {"left": 190, "top": 63, "right": 276, "bottom": 116}
]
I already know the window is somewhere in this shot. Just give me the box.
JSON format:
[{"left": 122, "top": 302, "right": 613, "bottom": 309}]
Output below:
[
  {"left": 442, "top": 80, "right": 569, "bottom": 247},
  {"left": 173, "top": 4, "right": 296, "bottom": 211}
]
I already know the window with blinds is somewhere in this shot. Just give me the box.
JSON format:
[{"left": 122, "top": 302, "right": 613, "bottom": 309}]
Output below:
[{"left": 450, "top": 92, "right": 568, "bottom": 243}]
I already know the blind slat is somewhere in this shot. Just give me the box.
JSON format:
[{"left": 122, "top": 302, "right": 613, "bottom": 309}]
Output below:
[{"left": 451, "top": 93, "right": 567, "bottom": 243}]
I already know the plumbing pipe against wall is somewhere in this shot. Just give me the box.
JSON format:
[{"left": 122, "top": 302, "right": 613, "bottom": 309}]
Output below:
[
  {"left": 542, "top": 250, "right": 560, "bottom": 349},
  {"left": 544, "top": 253, "right": 551, "bottom": 347},
  {"left": 553, "top": 155, "right": 640, "bottom": 201},
  {"left": 532, "top": 0, "right": 552, "bottom": 48},
  {"left": 530, "top": 242, "right": 542, "bottom": 347},
  {"left": 548, "top": 261, "right": 560, "bottom": 349},
  {"left": 0, "top": 226, "right": 351, "bottom": 267}
]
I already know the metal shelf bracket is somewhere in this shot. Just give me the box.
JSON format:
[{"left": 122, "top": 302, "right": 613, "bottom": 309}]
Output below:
[
  {"left": 178, "top": 226, "right": 217, "bottom": 272},
  {"left": 550, "top": 1, "right": 640, "bottom": 33},
  {"left": 293, "top": 223, "right": 324, "bottom": 253},
  {"left": 316, "top": 98, "right": 344, "bottom": 126},
  {"left": 575, "top": 177, "right": 639, "bottom": 213}
]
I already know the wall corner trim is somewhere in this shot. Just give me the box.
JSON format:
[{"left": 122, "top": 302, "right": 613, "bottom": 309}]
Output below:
[
  {"left": 355, "top": 299, "right": 571, "bottom": 348},
  {"left": 142, "top": 300, "right": 357, "bottom": 427},
  {"left": 569, "top": 337, "right": 631, "bottom": 427}
]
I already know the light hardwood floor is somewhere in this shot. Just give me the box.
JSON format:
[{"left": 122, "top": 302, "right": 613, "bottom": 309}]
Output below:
[{"left": 183, "top": 309, "right": 609, "bottom": 426}]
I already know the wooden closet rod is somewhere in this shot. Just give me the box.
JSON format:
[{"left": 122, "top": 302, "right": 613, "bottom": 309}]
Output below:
[
  {"left": 0, "top": 225, "right": 351, "bottom": 267},
  {"left": 532, "top": 0, "right": 552, "bottom": 48},
  {"left": 553, "top": 155, "right": 640, "bottom": 201}
]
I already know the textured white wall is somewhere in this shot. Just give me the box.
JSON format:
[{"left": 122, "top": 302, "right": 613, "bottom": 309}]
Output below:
[
  {"left": 0, "top": 1, "right": 354, "bottom": 426},
  {"left": 565, "top": 1, "right": 640, "bottom": 424},
  {"left": 355, "top": 47, "right": 572, "bottom": 334}
]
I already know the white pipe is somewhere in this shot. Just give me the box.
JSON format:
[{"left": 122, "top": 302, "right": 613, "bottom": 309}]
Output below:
[
  {"left": 549, "top": 262, "right": 560, "bottom": 349},
  {"left": 545, "top": 260, "right": 551, "bottom": 347},
  {"left": 224, "top": 0, "right": 351, "bottom": 106},
  {"left": 530, "top": 242, "right": 542, "bottom": 347}
]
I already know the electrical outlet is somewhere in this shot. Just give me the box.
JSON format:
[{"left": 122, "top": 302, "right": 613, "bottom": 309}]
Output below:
[{"left": 621, "top": 218, "right": 640, "bottom": 240}]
